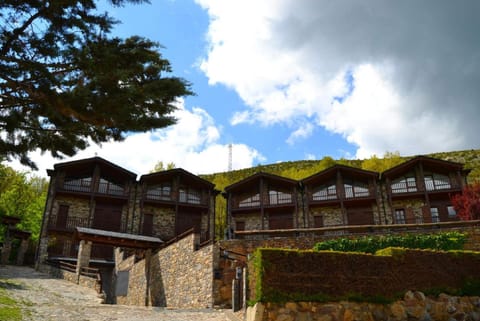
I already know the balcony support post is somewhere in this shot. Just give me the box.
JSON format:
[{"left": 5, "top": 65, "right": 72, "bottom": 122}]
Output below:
[{"left": 76, "top": 240, "right": 92, "bottom": 284}]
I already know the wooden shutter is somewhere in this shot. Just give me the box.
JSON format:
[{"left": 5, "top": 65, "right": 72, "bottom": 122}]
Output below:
[
  {"left": 422, "top": 206, "right": 432, "bottom": 223},
  {"left": 268, "top": 212, "right": 293, "bottom": 229},
  {"left": 405, "top": 208, "right": 416, "bottom": 224},
  {"left": 313, "top": 216, "right": 324, "bottom": 228},
  {"left": 56, "top": 205, "right": 69, "bottom": 228}
]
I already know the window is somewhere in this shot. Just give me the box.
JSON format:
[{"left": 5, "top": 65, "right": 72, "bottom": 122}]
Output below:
[
  {"left": 312, "top": 183, "right": 337, "bottom": 201},
  {"left": 344, "top": 179, "right": 370, "bottom": 198},
  {"left": 394, "top": 209, "right": 406, "bottom": 224},
  {"left": 146, "top": 183, "right": 171, "bottom": 200},
  {"left": 391, "top": 174, "right": 417, "bottom": 193},
  {"left": 447, "top": 206, "right": 456, "bottom": 218},
  {"left": 269, "top": 189, "right": 292, "bottom": 205},
  {"left": 238, "top": 193, "right": 260, "bottom": 207},
  {"left": 98, "top": 178, "right": 124, "bottom": 195},
  {"left": 430, "top": 207, "right": 440, "bottom": 223},
  {"left": 179, "top": 187, "right": 201, "bottom": 204},
  {"left": 424, "top": 173, "right": 451, "bottom": 191},
  {"left": 63, "top": 176, "right": 92, "bottom": 192}
]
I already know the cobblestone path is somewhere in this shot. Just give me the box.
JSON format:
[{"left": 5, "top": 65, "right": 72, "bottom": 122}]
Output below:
[{"left": 0, "top": 265, "right": 235, "bottom": 321}]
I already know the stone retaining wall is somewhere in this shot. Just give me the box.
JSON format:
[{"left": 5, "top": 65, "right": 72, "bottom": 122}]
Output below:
[
  {"left": 247, "top": 291, "right": 480, "bottom": 321},
  {"left": 115, "top": 232, "right": 217, "bottom": 308},
  {"left": 38, "top": 264, "right": 101, "bottom": 293},
  {"left": 221, "top": 226, "right": 480, "bottom": 256}
]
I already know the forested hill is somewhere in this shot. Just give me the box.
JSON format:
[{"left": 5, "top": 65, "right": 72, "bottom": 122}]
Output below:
[{"left": 201, "top": 149, "right": 480, "bottom": 192}]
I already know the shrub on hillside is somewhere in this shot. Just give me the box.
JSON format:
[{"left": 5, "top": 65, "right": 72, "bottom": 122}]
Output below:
[{"left": 313, "top": 232, "right": 466, "bottom": 253}]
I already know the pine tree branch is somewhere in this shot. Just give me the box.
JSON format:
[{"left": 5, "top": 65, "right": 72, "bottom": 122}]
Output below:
[{"left": 0, "top": 7, "right": 45, "bottom": 56}]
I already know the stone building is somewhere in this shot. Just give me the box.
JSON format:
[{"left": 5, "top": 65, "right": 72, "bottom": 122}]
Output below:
[
  {"left": 382, "top": 156, "right": 468, "bottom": 225},
  {"left": 223, "top": 172, "right": 300, "bottom": 233},
  {"left": 36, "top": 157, "right": 217, "bottom": 267},
  {"left": 34, "top": 154, "right": 472, "bottom": 309},
  {"left": 302, "top": 165, "right": 381, "bottom": 228},
  {"left": 225, "top": 156, "right": 470, "bottom": 237}
]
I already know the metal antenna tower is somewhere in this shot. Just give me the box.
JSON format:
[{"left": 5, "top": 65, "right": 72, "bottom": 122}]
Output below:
[{"left": 228, "top": 143, "right": 232, "bottom": 172}]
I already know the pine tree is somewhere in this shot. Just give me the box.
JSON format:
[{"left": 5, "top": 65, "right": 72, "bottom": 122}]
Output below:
[{"left": 0, "top": 1, "right": 192, "bottom": 168}]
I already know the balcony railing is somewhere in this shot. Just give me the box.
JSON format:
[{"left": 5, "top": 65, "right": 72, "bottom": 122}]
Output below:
[
  {"left": 231, "top": 194, "right": 294, "bottom": 209},
  {"left": 97, "top": 181, "right": 125, "bottom": 196},
  {"left": 145, "top": 190, "right": 209, "bottom": 206},
  {"left": 391, "top": 179, "right": 460, "bottom": 194},
  {"left": 48, "top": 215, "right": 89, "bottom": 231},
  {"left": 344, "top": 186, "right": 371, "bottom": 199},
  {"left": 62, "top": 181, "right": 92, "bottom": 193},
  {"left": 145, "top": 191, "right": 173, "bottom": 202},
  {"left": 310, "top": 187, "right": 374, "bottom": 202},
  {"left": 59, "top": 180, "right": 127, "bottom": 196},
  {"left": 311, "top": 191, "right": 338, "bottom": 201},
  {"left": 48, "top": 240, "right": 114, "bottom": 260}
]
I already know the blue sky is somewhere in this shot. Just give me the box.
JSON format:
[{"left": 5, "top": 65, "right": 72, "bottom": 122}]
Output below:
[
  {"left": 9, "top": 0, "right": 480, "bottom": 176},
  {"left": 107, "top": 1, "right": 355, "bottom": 164}
]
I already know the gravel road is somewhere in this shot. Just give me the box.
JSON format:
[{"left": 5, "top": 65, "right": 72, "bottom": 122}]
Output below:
[{"left": 0, "top": 265, "right": 236, "bottom": 321}]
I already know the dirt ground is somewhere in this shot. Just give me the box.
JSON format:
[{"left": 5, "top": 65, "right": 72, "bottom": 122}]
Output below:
[{"left": 0, "top": 265, "right": 238, "bottom": 321}]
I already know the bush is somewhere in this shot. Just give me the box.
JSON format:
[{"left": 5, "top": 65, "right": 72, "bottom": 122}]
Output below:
[{"left": 313, "top": 231, "right": 466, "bottom": 253}]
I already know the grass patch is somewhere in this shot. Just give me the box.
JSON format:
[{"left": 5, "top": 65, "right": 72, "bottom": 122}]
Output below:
[
  {"left": 0, "top": 288, "right": 22, "bottom": 321},
  {"left": 0, "top": 278, "right": 32, "bottom": 321}
]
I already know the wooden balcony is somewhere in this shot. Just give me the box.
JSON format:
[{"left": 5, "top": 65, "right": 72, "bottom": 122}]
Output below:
[
  {"left": 48, "top": 215, "right": 89, "bottom": 232},
  {"left": 231, "top": 194, "right": 295, "bottom": 210},
  {"left": 47, "top": 239, "right": 114, "bottom": 261},
  {"left": 389, "top": 179, "right": 462, "bottom": 198},
  {"left": 144, "top": 190, "right": 209, "bottom": 206},
  {"left": 308, "top": 187, "right": 376, "bottom": 205},
  {"left": 57, "top": 180, "right": 128, "bottom": 198}
]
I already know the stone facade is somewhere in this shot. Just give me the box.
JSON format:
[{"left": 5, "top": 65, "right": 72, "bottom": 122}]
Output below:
[
  {"left": 142, "top": 205, "right": 176, "bottom": 240},
  {"left": 225, "top": 157, "right": 469, "bottom": 238},
  {"left": 248, "top": 292, "right": 480, "bottom": 321},
  {"left": 391, "top": 198, "right": 426, "bottom": 223},
  {"left": 308, "top": 206, "right": 345, "bottom": 227},
  {"left": 233, "top": 213, "right": 265, "bottom": 231},
  {"left": 115, "top": 232, "right": 216, "bottom": 308}
]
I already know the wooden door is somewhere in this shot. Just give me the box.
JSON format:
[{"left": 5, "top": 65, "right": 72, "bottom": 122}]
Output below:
[
  {"left": 313, "top": 215, "right": 324, "bottom": 228},
  {"left": 142, "top": 213, "right": 154, "bottom": 236},
  {"left": 56, "top": 205, "right": 69, "bottom": 229},
  {"left": 92, "top": 203, "right": 122, "bottom": 232},
  {"left": 346, "top": 207, "right": 374, "bottom": 225},
  {"left": 268, "top": 211, "right": 293, "bottom": 230},
  {"left": 176, "top": 212, "right": 201, "bottom": 235}
]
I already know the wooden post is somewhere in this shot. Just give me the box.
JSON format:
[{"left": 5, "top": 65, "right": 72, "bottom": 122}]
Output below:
[
  {"left": 16, "top": 238, "right": 29, "bottom": 265},
  {"left": 232, "top": 279, "right": 240, "bottom": 312},
  {"left": 1, "top": 237, "right": 11, "bottom": 265}
]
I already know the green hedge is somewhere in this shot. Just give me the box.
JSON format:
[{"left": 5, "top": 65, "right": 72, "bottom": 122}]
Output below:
[
  {"left": 313, "top": 231, "right": 466, "bottom": 253},
  {"left": 250, "top": 246, "right": 480, "bottom": 304}
]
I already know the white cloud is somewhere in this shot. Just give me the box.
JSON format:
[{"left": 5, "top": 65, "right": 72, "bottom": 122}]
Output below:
[
  {"left": 286, "top": 122, "right": 314, "bottom": 145},
  {"left": 5, "top": 100, "right": 264, "bottom": 177},
  {"left": 196, "top": 0, "right": 480, "bottom": 158}
]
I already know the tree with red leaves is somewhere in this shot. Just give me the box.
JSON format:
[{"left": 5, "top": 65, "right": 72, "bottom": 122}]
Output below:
[{"left": 451, "top": 183, "right": 480, "bottom": 220}]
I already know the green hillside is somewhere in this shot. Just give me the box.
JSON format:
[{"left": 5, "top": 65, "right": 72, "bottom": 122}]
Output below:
[{"left": 202, "top": 149, "right": 480, "bottom": 191}]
